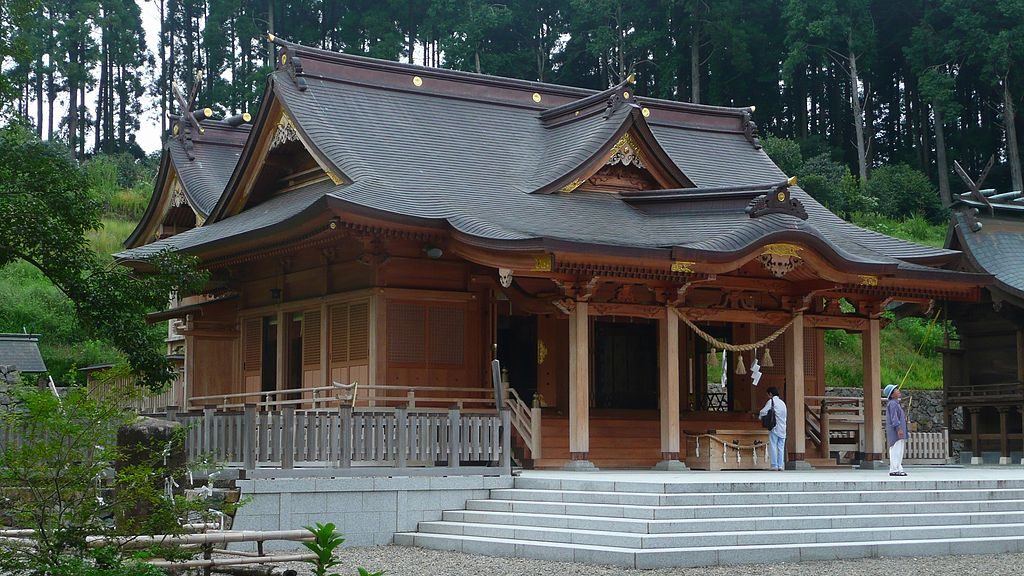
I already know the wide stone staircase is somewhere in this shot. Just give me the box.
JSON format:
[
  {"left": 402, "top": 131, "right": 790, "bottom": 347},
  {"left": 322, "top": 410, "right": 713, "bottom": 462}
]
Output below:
[{"left": 394, "top": 475, "right": 1024, "bottom": 568}]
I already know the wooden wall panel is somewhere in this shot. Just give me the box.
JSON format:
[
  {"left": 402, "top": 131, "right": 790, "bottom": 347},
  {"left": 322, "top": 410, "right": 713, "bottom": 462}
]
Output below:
[{"left": 383, "top": 294, "right": 481, "bottom": 392}]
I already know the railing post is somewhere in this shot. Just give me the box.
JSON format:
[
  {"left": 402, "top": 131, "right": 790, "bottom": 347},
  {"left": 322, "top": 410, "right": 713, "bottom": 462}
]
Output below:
[
  {"left": 406, "top": 390, "right": 415, "bottom": 409},
  {"left": 282, "top": 406, "right": 295, "bottom": 469},
  {"left": 501, "top": 408, "right": 512, "bottom": 474},
  {"left": 530, "top": 404, "right": 543, "bottom": 460},
  {"left": 243, "top": 403, "right": 257, "bottom": 470},
  {"left": 339, "top": 406, "right": 352, "bottom": 468},
  {"left": 448, "top": 407, "right": 461, "bottom": 470},
  {"left": 203, "top": 405, "right": 215, "bottom": 457},
  {"left": 165, "top": 405, "right": 178, "bottom": 422},
  {"left": 396, "top": 407, "right": 408, "bottom": 468},
  {"left": 820, "top": 401, "right": 830, "bottom": 459}
]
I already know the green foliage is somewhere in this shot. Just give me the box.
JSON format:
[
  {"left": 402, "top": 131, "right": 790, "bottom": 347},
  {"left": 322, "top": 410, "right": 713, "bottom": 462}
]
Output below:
[
  {"left": 0, "top": 123, "right": 207, "bottom": 389},
  {"left": 853, "top": 213, "right": 947, "bottom": 248},
  {"left": 0, "top": 383, "right": 206, "bottom": 575},
  {"left": 823, "top": 315, "right": 946, "bottom": 390},
  {"left": 303, "top": 523, "right": 385, "bottom": 576},
  {"left": 761, "top": 135, "right": 803, "bottom": 177},
  {"left": 865, "top": 164, "right": 944, "bottom": 223}
]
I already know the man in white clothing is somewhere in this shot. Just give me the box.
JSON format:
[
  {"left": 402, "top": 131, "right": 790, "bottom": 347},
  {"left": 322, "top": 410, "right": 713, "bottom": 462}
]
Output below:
[{"left": 758, "top": 387, "right": 788, "bottom": 471}]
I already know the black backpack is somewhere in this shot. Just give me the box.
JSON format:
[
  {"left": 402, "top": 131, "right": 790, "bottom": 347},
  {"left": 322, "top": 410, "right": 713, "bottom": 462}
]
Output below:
[{"left": 761, "top": 398, "right": 777, "bottom": 429}]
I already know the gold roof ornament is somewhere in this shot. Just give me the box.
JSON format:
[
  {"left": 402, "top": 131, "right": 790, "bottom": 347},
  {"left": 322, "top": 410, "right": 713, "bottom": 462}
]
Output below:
[
  {"left": 412, "top": 76, "right": 423, "bottom": 87},
  {"left": 606, "top": 132, "right": 647, "bottom": 169},
  {"left": 641, "top": 107, "right": 651, "bottom": 118},
  {"left": 671, "top": 261, "right": 695, "bottom": 273},
  {"left": 622, "top": 91, "right": 631, "bottom": 99},
  {"left": 533, "top": 254, "right": 553, "bottom": 272},
  {"left": 242, "top": 112, "right": 252, "bottom": 122},
  {"left": 626, "top": 73, "right": 636, "bottom": 84},
  {"left": 559, "top": 178, "right": 585, "bottom": 193},
  {"left": 532, "top": 92, "right": 542, "bottom": 103},
  {"left": 787, "top": 175, "right": 798, "bottom": 186},
  {"left": 758, "top": 243, "right": 803, "bottom": 277},
  {"left": 859, "top": 275, "right": 879, "bottom": 286}
]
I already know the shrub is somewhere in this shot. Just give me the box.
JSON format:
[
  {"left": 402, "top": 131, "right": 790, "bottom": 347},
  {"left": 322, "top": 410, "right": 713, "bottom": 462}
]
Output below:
[
  {"left": 865, "top": 164, "right": 944, "bottom": 223},
  {"left": 761, "top": 135, "right": 803, "bottom": 176}
]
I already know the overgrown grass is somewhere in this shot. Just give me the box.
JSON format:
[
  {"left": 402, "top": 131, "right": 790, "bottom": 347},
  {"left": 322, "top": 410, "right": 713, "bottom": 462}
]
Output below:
[
  {"left": 851, "top": 213, "right": 947, "bottom": 247},
  {"left": 88, "top": 217, "right": 138, "bottom": 258},
  {"left": 824, "top": 315, "right": 945, "bottom": 390}
]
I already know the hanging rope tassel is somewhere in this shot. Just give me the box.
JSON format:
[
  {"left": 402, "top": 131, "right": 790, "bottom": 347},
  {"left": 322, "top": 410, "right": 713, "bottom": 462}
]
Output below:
[
  {"left": 722, "top": 440, "right": 727, "bottom": 462},
  {"left": 708, "top": 348, "right": 719, "bottom": 368},
  {"left": 734, "top": 352, "right": 746, "bottom": 375},
  {"left": 695, "top": 437, "right": 700, "bottom": 458},
  {"left": 762, "top": 347, "right": 774, "bottom": 368}
]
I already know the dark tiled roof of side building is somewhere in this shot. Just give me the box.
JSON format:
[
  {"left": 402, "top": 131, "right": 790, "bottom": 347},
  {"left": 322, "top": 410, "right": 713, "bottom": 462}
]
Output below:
[
  {"left": 0, "top": 334, "right": 47, "bottom": 373},
  {"left": 950, "top": 198, "right": 1024, "bottom": 301},
  {"left": 119, "top": 41, "right": 960, "bottom": 275}
]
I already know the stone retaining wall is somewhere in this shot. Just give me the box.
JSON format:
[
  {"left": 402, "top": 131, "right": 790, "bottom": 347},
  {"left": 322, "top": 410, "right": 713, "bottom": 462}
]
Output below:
[
  {"left": 232, "top": 474, "right": 514, "bottom": 550},
  {"left": 826, "top": 387, "right": 955, "bottom": 432}
]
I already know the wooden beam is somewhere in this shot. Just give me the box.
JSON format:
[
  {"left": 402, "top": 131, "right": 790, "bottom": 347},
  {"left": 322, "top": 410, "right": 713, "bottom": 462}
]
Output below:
[
  {"left": 568, "top": 301, "right": 590, "bottom": 461},
  {"left": 588, "top": 302, "right": 666, "bottom": 319},
  {"left": 679, "top": 306, "right": 873, "bottom": 330},
  {"left": 785, "top": 312, "right": 806, "bottom": 464},
  {"left": 862, "top": 317, "right": 883, "bottom": 461}
]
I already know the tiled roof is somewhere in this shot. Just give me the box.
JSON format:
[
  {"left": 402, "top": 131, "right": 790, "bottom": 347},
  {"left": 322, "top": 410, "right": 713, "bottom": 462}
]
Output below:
[
  {"left": 0, "top": 334, "right": 47, "bottom": 373},
  {"left": 951, "top": 206, "right": 1024, "bottom": 300},
  {"left": 120, "top": 41, "right": 961, "bottom": 279}
]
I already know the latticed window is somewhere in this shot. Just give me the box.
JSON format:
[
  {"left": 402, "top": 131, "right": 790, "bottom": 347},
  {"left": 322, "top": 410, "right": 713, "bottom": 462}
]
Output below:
[{"left": 386, "top": 300, "right": 465, "bottom": 367}]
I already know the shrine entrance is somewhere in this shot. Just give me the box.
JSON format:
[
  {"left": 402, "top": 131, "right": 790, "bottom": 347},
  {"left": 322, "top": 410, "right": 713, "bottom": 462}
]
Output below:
[{"left": 593, "top": 318, "right": 658, "bottom": 410}]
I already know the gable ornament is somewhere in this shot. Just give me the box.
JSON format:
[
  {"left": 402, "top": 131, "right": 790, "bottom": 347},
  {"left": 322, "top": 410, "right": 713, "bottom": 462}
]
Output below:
[
  {"left": 606, "top": 133, "right": 647, "bottom": 169},
  {"left": 271, "top": 114, "right": 301, "bottom": 151},
  {"left": 746, "top": 178, "right": 808, "bottom": 220},
  {"left": 758, "top": 243, "right": 803, "bottom": 278}
]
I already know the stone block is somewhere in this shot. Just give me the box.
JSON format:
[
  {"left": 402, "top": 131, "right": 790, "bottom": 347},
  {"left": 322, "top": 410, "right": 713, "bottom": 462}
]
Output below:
[
  {"left": 515, "top": 542, "right": 574, "bottom": 563},
  {"left": 429, "top": 476, "right": 483, "bottom": 490},
  {"left": 291, "top": 492, "right": 327, "bottom": 514},
  {"left": 636, "top": 549, "right": 717, "bottom": 569},
  {"left": 462, "top": 537, "right": 515, "bottom": 558},
  {"left": 314, "top": 477, "right": 375, "bottom": 492},
  {"left": 362, "top": 491, "right": 398, "bottom": 512},
  {"left": 324, "top": 492, "right": 365, "bottom": 514},
  {"left": 572, "top": 546, "right": 635, "bottom": 567},
  {"left": 404, "top": 491, "right": 441, "bottom": 511},
  {"left": 373, "top": 476, "right": 430, "bottom": 491}
]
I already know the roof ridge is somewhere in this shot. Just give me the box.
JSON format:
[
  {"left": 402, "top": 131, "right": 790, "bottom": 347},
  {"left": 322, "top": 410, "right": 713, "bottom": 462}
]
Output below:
[{"left": 270, "top": 36, "right": 753, "bottom": 119}]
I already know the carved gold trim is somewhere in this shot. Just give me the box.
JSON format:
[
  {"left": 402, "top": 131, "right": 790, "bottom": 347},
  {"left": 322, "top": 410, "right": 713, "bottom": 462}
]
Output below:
[
  {"left": 859, "top": 275, "right": 879, "bottom": 286},
  {"left": 537, "top": 339, "right": 548, "bottom": 365},
  {"left": 559, "top": 178, "right": 585, "bottom": 193},
  {"left": 607, "top": 132, "right": 647, "bottom": 169},
  {"left": 761, "top": 243, "right": 803, "bottom": 257},
  {"left": 272, "top": 111, "right": 346, "bottom": 187},
  {"left": 671, "top": 261, "right": 696, "bottom": 273},
  {"left": 641, "top": 107, "right": 651, "bottom": 118},
  {"left": 533, "top": 254, "right": 553, "bottom": 272}
]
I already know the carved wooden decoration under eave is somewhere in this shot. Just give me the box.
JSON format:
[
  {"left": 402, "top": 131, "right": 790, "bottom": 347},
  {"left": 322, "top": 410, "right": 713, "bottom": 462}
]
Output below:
[{"left": 563, "top": 132, "right": 671, "bottom": 194}]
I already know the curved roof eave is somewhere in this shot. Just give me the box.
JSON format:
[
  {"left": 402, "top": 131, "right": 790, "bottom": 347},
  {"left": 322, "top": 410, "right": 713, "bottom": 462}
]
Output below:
[{"left": 124, "top": 149, "right": 175, "bottom": 249}]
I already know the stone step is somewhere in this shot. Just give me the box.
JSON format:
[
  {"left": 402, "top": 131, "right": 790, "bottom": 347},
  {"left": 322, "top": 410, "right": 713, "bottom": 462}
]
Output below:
[
  {"left": 417, "top": 519, "right": 1024, "bottom": 548},
  {"left": 442, "top": 508, "right": 1024, "bottom": 535},
  {"left": 489, "top": 487, "right": 1024, "bottom": 506},
  {"left": 465, "top": 497, "right": 1024, "bottom": 520},
  {"left": 512, "top": 476, "right": 1024, "bottom": 494},
  {"left": 393, "top": 532, "right": 1024, "bottom": 568}
]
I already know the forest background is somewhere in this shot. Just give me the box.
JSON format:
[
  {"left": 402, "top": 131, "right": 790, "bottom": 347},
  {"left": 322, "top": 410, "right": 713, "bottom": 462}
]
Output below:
[{"left": 1, "top": 0, "right": 1017, "bottom": 389}]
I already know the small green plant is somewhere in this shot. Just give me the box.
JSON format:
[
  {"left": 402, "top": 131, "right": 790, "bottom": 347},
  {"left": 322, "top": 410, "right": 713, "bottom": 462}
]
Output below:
[{"left": 302, "top": 523, "right": 384, "bottom": 576}]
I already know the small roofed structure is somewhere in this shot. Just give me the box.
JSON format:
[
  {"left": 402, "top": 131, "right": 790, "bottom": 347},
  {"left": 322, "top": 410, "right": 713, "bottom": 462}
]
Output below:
[
  {"left": 116, "top": 38, "right": 990, "bottom": 471},
  {"left": 944, "top": 182, "right": 1024, "bottom": 464},
  {"left": 0, "top": 333, "right": 47, "bottom": 381}
]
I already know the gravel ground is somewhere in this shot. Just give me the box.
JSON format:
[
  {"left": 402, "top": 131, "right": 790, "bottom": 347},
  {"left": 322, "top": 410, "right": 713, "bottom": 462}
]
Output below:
[{"left": 264, "top": 545, "right": 1024, "bottom": 576}]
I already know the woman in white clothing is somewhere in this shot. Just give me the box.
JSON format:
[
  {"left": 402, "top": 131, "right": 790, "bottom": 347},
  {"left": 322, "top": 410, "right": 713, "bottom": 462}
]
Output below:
[{"left": 758, "top": 387, "right": 788, "bottom": 471}]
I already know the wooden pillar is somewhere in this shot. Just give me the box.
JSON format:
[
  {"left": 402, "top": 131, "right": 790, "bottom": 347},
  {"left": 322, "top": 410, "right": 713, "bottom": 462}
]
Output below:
[
  {"left": 655, "top": 308, "right": 686, "bottom": 470},
  {"left": 275, "top": 309, "right": 286, "bottom": 396},
  {"left": 566, "top": 301, "right": 594, "bottom": 468},
  {"left": 861, "top": 316, "right": 884, "bottom": 468},
  {"left": 785, "top": 312, "right": 809, "bottom": 468},
  {"left": 999, "top": 406, "right": 1011, "bottom": 464},
  {"left": 969, "top": 407, "right": 981, "bottom": 464}
]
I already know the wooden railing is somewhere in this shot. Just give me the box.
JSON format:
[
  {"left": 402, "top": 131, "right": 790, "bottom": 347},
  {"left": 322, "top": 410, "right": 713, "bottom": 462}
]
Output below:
[
  {"left": 186, "top": 383, "right": 499, "bottom": 413},
  {"left": 160, "top": 405, "right": 511, "bottom": 476},
  {"left": 906, "top": 429, "right": 950, "bottom": 464},
  {"left": 504, "top": 387, "right": 542, "bottom": 460},
  {"left": 88, "top": 375, "right": 179, "bottom": 414}
]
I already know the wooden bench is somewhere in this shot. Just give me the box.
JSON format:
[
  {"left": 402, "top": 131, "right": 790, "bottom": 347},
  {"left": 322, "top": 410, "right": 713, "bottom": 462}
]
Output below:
[{"left": 685, "top": 429, "right": 771, "bottom": 471}]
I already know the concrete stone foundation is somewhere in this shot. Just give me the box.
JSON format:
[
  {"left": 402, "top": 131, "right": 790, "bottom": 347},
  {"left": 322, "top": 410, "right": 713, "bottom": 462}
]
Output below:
[{"left": 231, "top": 474, "right": 514, "bottom": 550}]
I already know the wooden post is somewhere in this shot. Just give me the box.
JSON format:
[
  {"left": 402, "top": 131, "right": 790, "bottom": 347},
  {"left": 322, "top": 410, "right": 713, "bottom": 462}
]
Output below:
[
  {"left": 785, "top": 312, "right": 809, "bottom": 468},
  {"left": 656, "top": 308, "right": 686, "bottom": 470},
  {"left": 448, "top": 407, "right": 462, "bottom": 470},
  {"left": 396, "top": 407, "right": 408, "bottom": 468},
  {"left": 501, "top": 408, "right": 512, "bottom": 474},
  {"left": 339, "top": 406, "right": 352, "bottom": 468},
  {"left": 282, "top": 406, "right": 295, "bottom": 469},
  {"left": 969, "top": 407, "right": 981, "bottom": 464},
  {"left": 165, "top": 405, "right": 178, "bottom": 422},
  {"left": 819, "top": 401, "right": 830, "bottom": 461},
  {"left": 999, "top": 406, "right": 1010, "bottom": 464},
  {"left": 243, "top": 403, "right": 257, "bottom": 470},
  {"left": 530, "top": 404, "right": 543, "bottom": 460},
  {"left": 566, "top": 301, "right": 594, "bottom": 468},
  {"left": 860, "top": 316, "right": 885, "bottom": 469},
  {"left": 203, "top": 406, "right": 216, "bottom": 458}
]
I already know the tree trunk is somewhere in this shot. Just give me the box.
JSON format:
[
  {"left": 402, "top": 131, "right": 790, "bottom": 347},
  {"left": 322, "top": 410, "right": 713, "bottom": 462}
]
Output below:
[
  {"left": 934, "top": 102, "right": 951, "bottom": 207},
  {"left": 1004, "top": 83, "right": 1023, "bottom": 192},
  {"left": 266, "top": 0, "right": 275, "bottom": 65},
  {"left": 474, "top": 50, "right": 481, "bottom": 74},
  {"left": 690, "top": 23, "right": 700, "bottom": 103},
  {"left": 848, "top": 36, "right": 868, "bottom": 185}
]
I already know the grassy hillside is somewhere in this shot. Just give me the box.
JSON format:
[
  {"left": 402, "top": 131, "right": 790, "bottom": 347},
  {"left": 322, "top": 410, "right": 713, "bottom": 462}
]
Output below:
[{"left": 826, "top": 214, "right": 947, "bottom": 390}]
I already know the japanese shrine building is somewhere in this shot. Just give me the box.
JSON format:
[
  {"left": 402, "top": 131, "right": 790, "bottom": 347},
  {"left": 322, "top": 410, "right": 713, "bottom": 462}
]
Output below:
[{"left": 119, "top": 38, "right": 988, "bottom": 470}]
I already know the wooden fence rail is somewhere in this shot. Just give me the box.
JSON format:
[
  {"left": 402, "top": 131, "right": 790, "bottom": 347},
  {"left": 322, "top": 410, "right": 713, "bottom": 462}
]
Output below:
[
  {"left": 158, "top": 405, "right": 511, "bottom": 476},
  {"left": 906, "top": 429, "right": 950, "bottom": 464}
]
